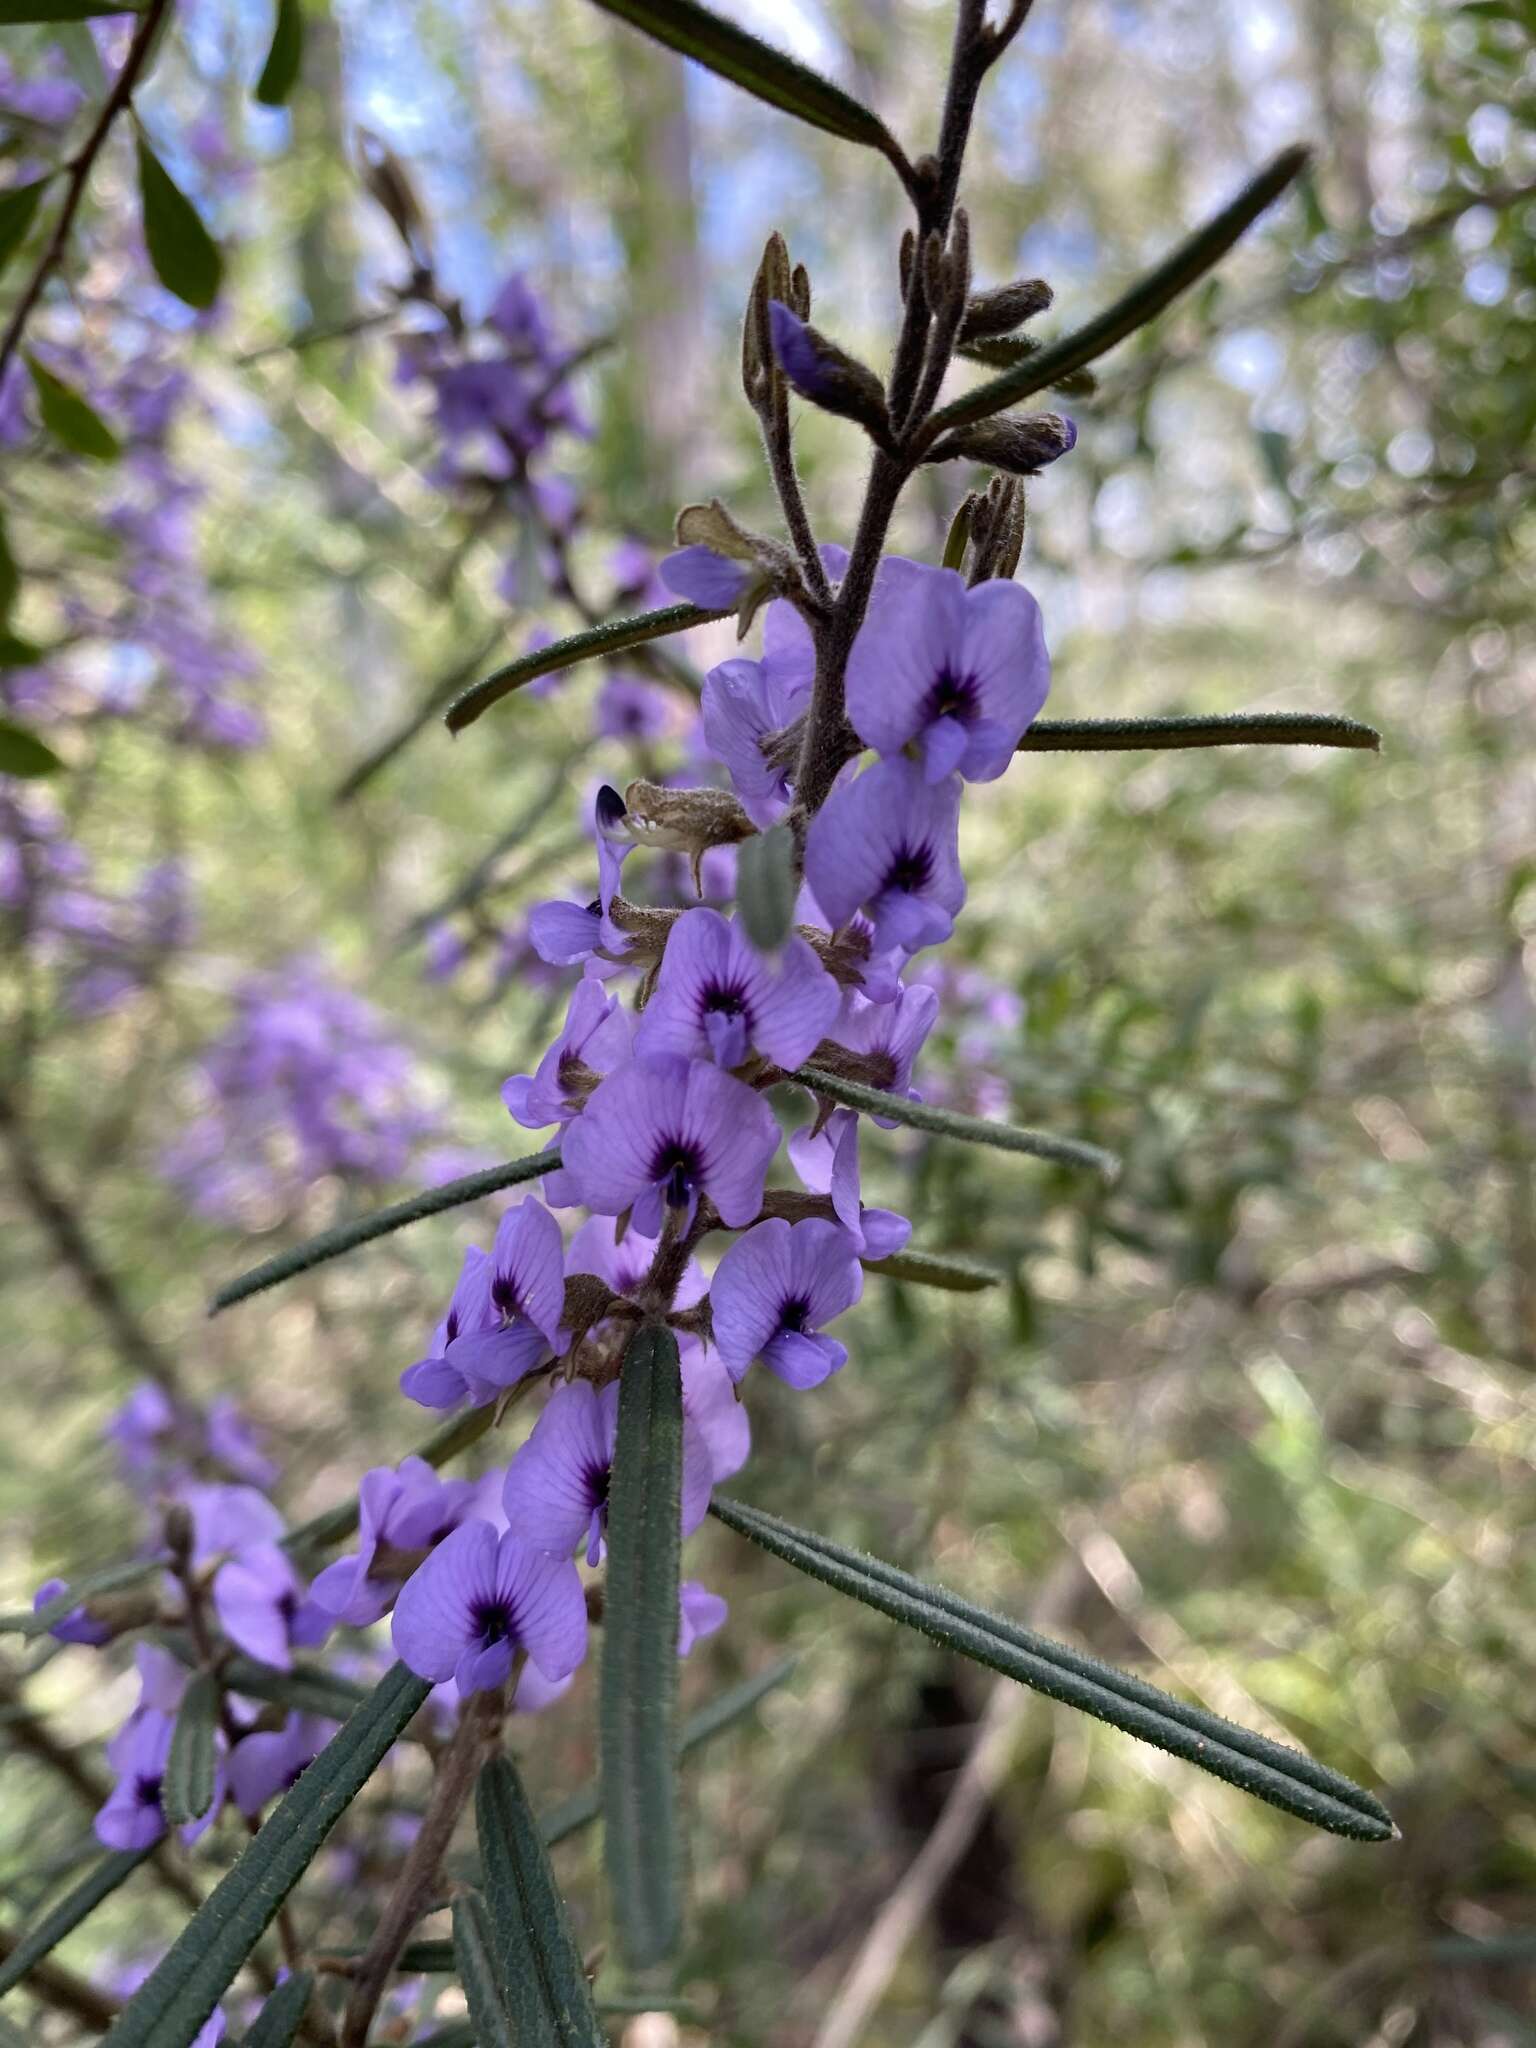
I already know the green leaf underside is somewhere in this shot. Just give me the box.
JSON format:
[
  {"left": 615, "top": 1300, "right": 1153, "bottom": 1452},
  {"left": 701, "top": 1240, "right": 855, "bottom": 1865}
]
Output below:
[
  {"left": 241, "top": 1971, "right": 315, "bottom": 2048},
  {"left": 863, "top": 1248, "right": 1001, "bottom": 1292},
  {"left": 253, "top": 0, "right": 304, "bottom": 105},
  {"left": 584, "top": 0, "right": 904, "bottom": 160},
  {"left": 477, "top": 1756, "right": 607, "bottom": 2048},
  {"left": 0, "top": 179, "right": 49, "bottom": 280},
  {"left": 712, "top": 1497, "right": 1397, "bottom": 1843},
  {"left": 209, "top": 1146, "right": 562, "bottom": 1312},
  {"left": 102, "top": 1664, "right": 431, "bottom": 2048},
  {"left": 931, "top": 146, "right": 1310, "bottom": 434},
  {"left": 0, "top": 716, "right": 64, "bottom": 777},
  {"left": 25, "top": 354, "right": 121, "bottom": 459},
  {"left": 1019, "top": 712, "right": 1381, "bottom": 752},
  {"left": 163, "top": 1672, "right": 219, "bottom": 1825},
  {"left": 135, "top": 136, "right": 223, "bottom": 310},
  {"left": 601, "top": 1326, "right": 685, "bottom": 1981},
  {"left": 0, "top": 1849, "right": 152, "bottom": 1999},
  {"left": 445, "top": 604, "right": 727, "bottom": 732},
  {"left": 791, "top": 1064, "right": 1119, "bottom": 1179},
  {"left": 452, "top": 1892, "right": 516, "bottom": 2048}
]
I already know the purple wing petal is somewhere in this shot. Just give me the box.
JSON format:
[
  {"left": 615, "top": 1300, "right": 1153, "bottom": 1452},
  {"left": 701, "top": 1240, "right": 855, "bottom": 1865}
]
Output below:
[
  {"left": 391, "top": 1520, "right": 498, "bottom": 1683},
  {"left": 501, "top": 1381, "right": 611, "bottom": 1557},
  {"left": 499, "top": 1535, "right": 589, "bottom": 1681},
  {"left": 845, "top": 560, "right": 967, "bottom": 758}
]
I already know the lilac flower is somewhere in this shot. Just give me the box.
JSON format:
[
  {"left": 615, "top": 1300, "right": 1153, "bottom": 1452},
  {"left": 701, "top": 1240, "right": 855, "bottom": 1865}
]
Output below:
[
  {"left": 213, "top": 1543, "right": 326, "bottom": 1671},
  {"left": 502, "top": 979, "right": 631, "bottom": 1133},
  {"left": 633, "top": 908, "right": 839, "bottom": 1070},
  {"left": 787, "top": 1110, "right": 912, "bottom": 1259},
  {"left": 561, "top": 1054, "right": 780, "bottom": 1235},
  {"left": 832, "top": 983, "right": 940, "bottom": 1105},
  {"left": 659, "top": 545, "right": 752, "bottom": 610},
  {"left": 710, "top": 1218, "right": 864, "bottom": 1388},
  {"left": 500, "top": 1379, "right": 714, "bottom": 1564},
  {"left": 679, "top": 1581, "right": 728, "bottom": 1656},
  {"left": 596, "top": 671, "right": 674, "bottom": 742},
  {"left": 33, "top": 1578, "right": 111, "bottom": 1647},
  {"left": 96, "top": 1711, "right": 179, "bottom": 1850},
  {"left": 845, "top": 558, "right": 1049, "bottom": 782},
  {"left": 308, "top": 1457, "right": 479, "bottom": 1628},
  {"left": 680, "top": 1334, "right": 751, "bottom": 1482},
  {"left": 204, "top": 1397, "right": 277, "bottom": 1489},
  {"left": 700, "top": 655, "right": 810, "bottom": 827},
  {"left": 804, "top": 755, "right": 965, "bottom": 957},
  {"left": 400, "top": 1200, "right": 566, "bottom": 1411},
  {"left": 228, "top": 1713, "right": 334, "bottom": 1818},
  {"left": 180, "top": 1481, "right": 286, "bottom": 1562},
  {"left": 391, "top": 1521, "right": 587, "bottom": 1695}
]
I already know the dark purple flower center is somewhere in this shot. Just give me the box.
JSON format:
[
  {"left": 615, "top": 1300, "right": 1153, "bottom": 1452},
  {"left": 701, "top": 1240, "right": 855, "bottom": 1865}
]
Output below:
[
  {"left": 884, "top": 842, "right": 933, "bottom": 895},
  {"left": 780, "top": 1297, "right": 811, "bottom": 1334},
  {"left": 924, "top": 666, "right": 978, "bottom": 724},
  {"left": 491, "top": 1270, "right": 525, "bottom": 1319},
  {"left": 278, "top": 1590, "right": 297, "bottom": 1624},
  {"left": 701, "top": 983, "right": 747, "bottom": 1021},
  {"left": 652, "top": 1141, "right": 701, "bottom": 1209},
  {"left": 445, "top": 1307, "right": 461, "bottom": 1343},
  {"left": 471, "top": 1600, "right": 513, "bottom": 1647},
  {"left": 135, "top": 1773, "right": 164, "bottom": 1808}
]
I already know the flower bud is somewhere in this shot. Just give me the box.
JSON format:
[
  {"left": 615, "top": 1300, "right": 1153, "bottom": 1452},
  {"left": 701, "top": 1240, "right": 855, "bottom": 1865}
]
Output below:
[
  {"left": 958, "top": 278, "right": 1053, "bottom": 341},
  {"left": 767, "top": 302, "right": 891, "bottom": 446},
  {"left": 927, "top": 412, "right": 1077, "bottom": 477}
]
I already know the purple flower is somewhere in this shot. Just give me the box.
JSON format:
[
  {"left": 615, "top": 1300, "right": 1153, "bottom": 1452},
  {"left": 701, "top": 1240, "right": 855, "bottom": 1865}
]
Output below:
[
  {"left": 391, "top": 1521, "right": 588, "bottom": 1695},
  {"left": 502, "top": 979, "right": 631, "bottom": 1132},
  {"left": 561, "top": 1054, "right": 780, "bottom": 1236},
  {"left": 104, "top": 1380, "right": 177, "bottom": 1478},
  {"left": 680, "top": 1334, "right": 751, "bottom": 1481},
  {"left": 710, "top": 1218, "right": 863, "bottom": 1388},
  {"left": 831, "top": 983, "right": 939, "bottom": 1105},
  {"left": 766, "top": 301, "right": 827, "bottom": 399},
  {"left": 204, "top": 1397, "right": 277, "bottom": 1489},
  {"left": 659, "top": 545, "right": 752, "bottom": 610},
  {"left": 700, "top": 656, "right": 810, "bottom": 827},
  {"left": 500, "top": 1379, "right": 714, "bottom": 1564},
  {"left": 679, "top": 1581, "right": 728, "bottom": 1656},
  {"left": 596, "top": 671, "right": 673, "bottom": 742},
  {"left": 845, "top": 558, "right": 1049, "bottom": 783},
  {"left": 634, "top": 908, "right": 839, "bottom": 1071},
  {"left": 787, "top": 1110, "right": 912, "bottom": 1259},
  {"left": 400, "top": 1200, "right": 566, "bottom": 1411},
  {"left": 96, "top": 1711, "right": 178, "bottom": 1850},
  {"left": 228, "top": 1713, "right": 334, "bottom": 1818},
  {"left": 213, "top": 1543, "right": 325, "bottom": 1672},
  {"left": 33, "top": 1578, "right": 111, "bottom": 1647},
  {"left": 308, "top": 1457, "right": 479, "bottom": 1628},
  {"left": 804, "top": 755, "right": 965, "bottom": 957},
  {"left": 179, "top": 1482, "right": 286, "bottom": 1562}
]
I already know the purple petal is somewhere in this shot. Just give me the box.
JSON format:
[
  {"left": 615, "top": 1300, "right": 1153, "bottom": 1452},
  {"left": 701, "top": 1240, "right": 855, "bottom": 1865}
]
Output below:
[
  {"left": 803, "top": 755, "right": 964, "bottom": 958},
  {"left": 212, "top": 1546, "right": 299, "bottom": 1671},
  {"left": 678, "top": 1580, "right": 728, "bottom": 1657},
  {"left": 659, "top": 545, "right": 751, "bottom": 610},
  {"left": 845, "top": 559, "right": 968, "bottom": 759},
  {"left": 400, "top": 1355, "right": 468, "bottom": 1410},
  {"left": 391, "top": 1520, "right": 498, "bottom": 1683},
  {"left": 501, "top": 1381, "right": 616, "bottom": 1558},
  {"left": 495, "top": 1533, "right": 589, "bottom": 1681},
  {"left": 763, "top": 1329, "right": 847, "bottom": 1388},
  {"left": 488, "top": 1198, "right": 567, "bottom": 1347}
]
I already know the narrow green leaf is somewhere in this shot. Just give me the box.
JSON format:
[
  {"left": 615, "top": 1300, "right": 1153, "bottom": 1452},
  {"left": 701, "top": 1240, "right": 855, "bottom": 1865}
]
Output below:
[
  {"left": 862, "top": 1248, "right": 1001, "bottom": 1293},
  {"left": 452, "top": 1891, "right": 516, "bottom": 2048},
  {"left": 242, "top": 1970, "right": 315, "bottom": 2048},
  {"left": 956, "top": 336, "right": 1097, "bottom": 398},
  {"left": 791, "top": 1065, "right": 1119, "bottom": 1179},
  {"left": 209, "top": 1145, "right": 561, "bottom": 1313},
  {"left": 218, "top": 1655, "right": 366, "bottom": 1723},
  {"left": 0, "top": 510, "right": 16, "bottom": 620},
  {"left": 163, "top": 1672, "right": 219, "bottom": 1825},
  {"left": 0, "top": 2, "right": 145, "bottom": 17},
  {"left": 601, "top": 1324, "right": 684, "bottom": 1982},
  {"left": 0, "top": 1848, "right": 152, "bottom": 1999},
  {"left": 7, "top": 1555, "right": 163, "bottom": 1637},
  {"left": 477, "top": 1755, "right": 607, "bottom": 2048},
  {"left": 585, "top": 0, "right": 908, "bottom": 168},
  {"left": 24, "top": 354, "right": 121, "bottom": 460},
  {"left": 102, "top": 1663, "right": 431, "bottom": 2048},
  {"left": 253, "top": 0, "right": 304, "bottom": 105},
  {"left": 0, "top": 716, "right": 64, "bottom": 778},
  {"left": 135, "top": 135, "right": 223, "bottom": 310},
  {"left": 712, "top": 1497, "right": 1397, "bottom": 1843},
  {"left": 1018, "top": 712, "right": 1380, "bottom": 753},
  {"left": 929, "top": 146, "right": 1310, "bottom": 436},
  {"left": 0, "top": 179, "right": 50, "bottom": 281},
  {"left": 445, "top": 604, "right": 726, "bottom": 734},
  {"left": 735, "top": 822, "right": 796, "bottom": 953}
]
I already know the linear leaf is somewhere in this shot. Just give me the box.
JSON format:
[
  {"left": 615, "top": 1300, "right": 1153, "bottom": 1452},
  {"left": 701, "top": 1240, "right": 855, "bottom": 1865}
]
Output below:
[
  {"left": 453, "top": 1891, "right": 516, "bottom": 2048},
  {"left": 585, "top": 0, "right": 908, "bottom": 166},
  {"left": 0, "top": 1849, "right": 151, "bottom": 1999},
  {"left": 253, "top": 0, "right": 303, "bottom": 105},
  {"left": 0, "top": 178, "right": 50, "bottom": 281},
  {"left": 0, "top": 717, "right": 64, "bottom": 778},
  {"left": 929, "top": 147, "right": 1310, "bottom": 435},
  {"left": 135, "top": 135, "right": 223, "bottom": 310},
  {"left": 601, "top": 1325, "right": 684, "bottom": 1981},
  {"left": 25, "top": 353, "right": 120, "bottom": 460},
  {"left": 102, "top": 1663, "right": 431, "bottom": 2048},
  {"left": 713, "top": 1497, "right": 1397, "bottom": 1843},
  {"left": 445, "top": 604, "right": 726, "bottom": 733},
  {"left": 241, "top": 1970, "right": 314, "bottom": 2048},
  {"left": 8, "top": 1555, "right": 164, "bottom": 1637},
  {"left": 477, "top": 1755, "right": 607, "bottom": 2048},
  {"left": 862, "top": 1248, "right": 1001, "bottom": 1293},
  {"left": 209, "top": 1146, "right": 561, "bottom": 1312},
  {"left": 1018, "top": 712, "right": 1381, "bottom": 753},
  {"left": 219, "top": 1655, "right": 366, "bottom": 1723},
  {"left": 163, "top": 1672, "right": 218, "bottom": 1826},
  {"left": 736, "top": 821, "right": 797, "bottom": 953},
  {"left": 791, "top": 1065, "right": 1118, "bottom": 1179}
]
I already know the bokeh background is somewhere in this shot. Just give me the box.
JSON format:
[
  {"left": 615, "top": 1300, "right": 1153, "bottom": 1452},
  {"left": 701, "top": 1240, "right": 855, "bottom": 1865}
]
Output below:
[{"left": 2, "top": 0, "right": 1534, "bottom": 2041}]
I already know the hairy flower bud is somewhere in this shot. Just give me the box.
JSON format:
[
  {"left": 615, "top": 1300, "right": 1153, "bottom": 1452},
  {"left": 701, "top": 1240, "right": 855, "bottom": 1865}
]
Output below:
[
  {"left": 958, "top": 277, "right": 1054, "bottom": 341},
  {"left": 767, "top": 302, "right": 891, "bottom": 446},
  {"left": 620, "top": 780, "right": 757, "bottom": 893},
  {"left": 927, "top": 412, "right": 1078, "bottom": 476}
]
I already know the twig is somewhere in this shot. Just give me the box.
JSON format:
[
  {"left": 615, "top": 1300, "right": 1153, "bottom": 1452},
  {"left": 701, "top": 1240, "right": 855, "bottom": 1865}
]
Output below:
[{"left": 0, "top": 1924, "right": 120, "bottom": 2032}]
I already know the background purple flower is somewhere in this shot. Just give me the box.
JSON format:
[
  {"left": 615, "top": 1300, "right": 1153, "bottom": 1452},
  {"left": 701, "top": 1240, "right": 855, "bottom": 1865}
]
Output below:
[{"left": 710, "top": 1217, "right": 864, "bottom": 1388}]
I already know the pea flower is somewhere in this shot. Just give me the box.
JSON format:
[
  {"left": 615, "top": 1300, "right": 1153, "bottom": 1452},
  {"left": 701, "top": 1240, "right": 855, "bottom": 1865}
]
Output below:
[
  {"left": 560, "top": 1053, "right": 780, "bottom": 1235},
  {"left": 786, "top": 1110, "right": 911, "bottom": 1259},
  {"left": 390, "top": 1521, "right": 588, "bottom": 1696},
  {"left": 228, "top": 1712, "right": 335, "bottom": 1818},
  {"left": 679, "top": 1581, "right": 728, "bottom": 1656},
  {"left": 659, "top": 545, "right": 753, "bottom": 610},
  {"left": 845, "top": 558, "right": 1049, "bottom": 782},
  {"left": 634, "top": 907, "right": 839, "bottom": 1070},
  {"left": 33, "top": 1578, "right": 112, "bottom": 1647},
  {"left": 502, "top": 979, "right": 632, "bottom": 1133},
  {"left": 804, "top": 754, "right": 965, "bottom": 957},
  {"left": 700, "top": 656, "right": 808, "bottom": 826},
  {"left": 212, "top": 1543, "right": 327, "bottom": 1671},
  {"left": 710, "top": 1217, "right": 864, "bottom": 1388},
  {"left": 399, "top": 1199, "right": 566, "bottom": 1411},
  {"left": 307, "top": 1457, "right": 480, "bottom": 1629}
]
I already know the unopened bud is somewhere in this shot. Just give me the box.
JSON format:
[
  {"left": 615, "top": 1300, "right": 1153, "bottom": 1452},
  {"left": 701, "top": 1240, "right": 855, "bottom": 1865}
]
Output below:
[
  {"left": 621, "top": 780, "right": 757, "bottom": 895},
  {"left": 958, "top": 278, "right": 1053, "bottom": 341},
  {"left": 767, "top": 302, "right": 891, "bottom": 446},
  {"left": 927, "top": 412, "right": 1077, "bottom": 477},
  {"left": 163, "top": 1501, "right": 194, "bottom": 1566}
]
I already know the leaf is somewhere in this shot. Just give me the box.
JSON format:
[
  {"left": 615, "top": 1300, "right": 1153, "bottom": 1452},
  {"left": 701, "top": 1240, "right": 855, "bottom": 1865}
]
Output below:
[
  {"left": 0, "top": 716, "right": 64, "bottom": 778},
  {"left": 102, "top": 1663, "right": 431, "bottom": 2048},
  {"left": 601, "top": 1324, "right": 684, "bottom": 1982},
  {"left": 254, "top": 0, "right": 303, "bottom": 105},
  {"left": 712, "top": 1497, "right": 1398, "bottom": 1843},
  {"left": 209, "top": 1145, "right": 562, "bottom": 1312},
  {"left": 135, "top": 134, "right": 223, "bottom": 310},
  {"left": 928, "top": 146, "right": 1311, "bottom": 436},
  {"left": 477, "top": 1755, "right": 607, "bottom": 2048},
  {"left": 1017, "top": 712, "right": 1380, "bottom": 753},
  {"left": 585, "top": 0, "right": 908, "bottom": 168},
  {"left": 5, "top": 1555, "right": 163, "bottom": 1637},
  {"left": 452, "top": 1891, "right": 516, "bottom": 2048},
  {"left": 446, "top": 603, "right": 726, "bottom": 734},
  {"left": 242, "top": 1971, "right": 315, "bottom": 2048},
  {"left": 0, "top": 1848, "right": 152, "bottom": 1999},
  {"left": 24, "top": 354, "right": 121, "bottom": 460},
  {"left": 0, "top": 178, "right": 50, "bottom": 282},
  {"left": 218, "top": 1654, "right": 368, "bottom": 1724},
  {"left": 862, "top": 1248, "right": 1001, "bottom": 1293},
  {"left": 0, "top": 2, "right": 145, "bottom": 16},
  {"left": 163, "top": 1672, "right": 219, "bottom": 1826},
  {"left": 735, "top": 822, "right": 797, "bottom": 952},
  {"left": 791, "top": 1064, "right": 1119, "bottom": 1179}
]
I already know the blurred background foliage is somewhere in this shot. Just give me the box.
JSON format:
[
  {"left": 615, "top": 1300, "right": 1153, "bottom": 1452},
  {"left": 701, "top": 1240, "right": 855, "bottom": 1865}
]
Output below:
[{"left": 1, "top": 0, "right": 1533, "bottom": 2042}]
